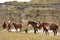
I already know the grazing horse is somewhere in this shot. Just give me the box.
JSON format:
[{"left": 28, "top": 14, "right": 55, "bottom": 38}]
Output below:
[
  {"left": 41, "top": 22, "right": 58, "bottom": 35},
  {"left": 27, "top": 21, "right": 42, "bottom": 34},
  {"left": 12, "top": 22, "right": 22, "bottom": 32},
  {"left": 2, "top": 21, "right": 7, "bottom": 31}
]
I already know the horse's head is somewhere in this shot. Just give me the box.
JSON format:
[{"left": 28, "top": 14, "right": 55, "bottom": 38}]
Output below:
[
  {"left": 27, "top": 21, "right": 31, "bottom": 26},
  {"left": 38, "top": 22, "right": 43, "bottom": 29}
]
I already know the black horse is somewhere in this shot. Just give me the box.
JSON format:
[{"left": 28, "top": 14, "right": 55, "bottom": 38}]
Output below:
[{"left": 27, "top": 21, "right": 42, "bottom": 34}]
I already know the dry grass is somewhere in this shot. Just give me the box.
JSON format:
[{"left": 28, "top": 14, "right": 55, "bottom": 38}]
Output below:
[
  {"left": 30, "top": 0, "right": 60, "bottom": 4},
  {"left": 0, "top": 32, "right": 60, "bottom": 40}
]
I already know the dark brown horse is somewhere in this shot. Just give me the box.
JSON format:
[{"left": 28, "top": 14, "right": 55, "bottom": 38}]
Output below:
[
  {"left": 7, "top": 21, "right": 11, "bottom": 32},
  {"left": 27, "top": 21, "right": 42, "bottom": 34},
  {"left": 12, "top": 22, "right": 22, "bottom": 32},
  {"left": 41, "top": 22, "right": 58, "bottom": 35},
  {"left": 2, "top": 21, "right": 7, "bottom": 30}
]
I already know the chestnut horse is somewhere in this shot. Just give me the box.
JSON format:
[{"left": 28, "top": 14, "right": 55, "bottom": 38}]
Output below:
[
  {"left": 41, "top": 22, "right": 58, "bottom": 35},
  {"left": 2, "top": 21, "right": 7, "bottom": 31},
  {"left": 27, "top": 21, "right": 42, "bottom": 34},
  {"left": 12, "top": 22, "right": 22, "bottom": 32}
]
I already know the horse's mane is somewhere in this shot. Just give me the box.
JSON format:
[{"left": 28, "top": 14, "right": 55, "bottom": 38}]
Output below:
[{"left": 28, "top": 21, "right": 37, "bottom": 24}]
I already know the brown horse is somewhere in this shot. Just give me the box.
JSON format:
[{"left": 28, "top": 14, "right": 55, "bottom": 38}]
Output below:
[
  {"left": 7, "top": 21, "right": 11, "bottom": 32},
  {"left": 27, "top": 21, "right": 42, "bottom": 34},
  {"left": 41, "top": 22, "right": 58, "bottom": 35},
  {"left": 2, "top": 21, "right": 7, "bottom": 31},
  {"left": 12, "top": 22, "right": 22, "bottom": 32}
]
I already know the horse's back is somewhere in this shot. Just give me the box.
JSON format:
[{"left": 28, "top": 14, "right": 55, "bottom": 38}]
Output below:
[
  {"left": 12, "top": 22, "right": 22, "bottom": 28},
  {"left": 49, "top": 23, "right": 58, "bottom": 30}
]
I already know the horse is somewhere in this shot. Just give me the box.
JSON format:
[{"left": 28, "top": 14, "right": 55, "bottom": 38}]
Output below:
[
  {"left": 41, "top": 22, "right": 49, "bottom": 33},
  {"left": 7, "top": 21, "right": 11, "bottom": 32},
  {"left": 27, "top": 21, "right": 42, "bottom": 34},
  {"left": 41, "top": 22, "right": 58, "bottom": 35},
  {"left": 2, "top": 21, "right": 7, "bottom": 32},
  {"left": 12, "top": 22, "right": 22, "bottom": 32}
]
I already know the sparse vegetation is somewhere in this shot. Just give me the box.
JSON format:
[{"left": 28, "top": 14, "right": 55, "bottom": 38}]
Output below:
[{"left": 0, "top": 32, "right": 60, "bottom": 40}]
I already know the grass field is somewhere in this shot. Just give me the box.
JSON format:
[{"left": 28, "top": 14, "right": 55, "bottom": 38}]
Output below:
[
  {"left": 0, "top": 26, "right": 60, "bottom": 40},
  {"left": 0, "top": 31, "right": 60, "bottom": 40}
]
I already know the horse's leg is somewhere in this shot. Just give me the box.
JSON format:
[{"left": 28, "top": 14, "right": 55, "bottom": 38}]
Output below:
[
  {"left": 7, "top": 26, "right": 11, "bottom": 32},
  {"left": 43, "top": 28, "right": 46, "bottom": 34},
  {"left": 15, "top": 27, "right": 18, "bottom": 32},
  {"left": 43, "top": 27, "right": 49, "bottom": 35},
  {"left": 43, "top": 27, "right": 45, "bottom": 34},
  {"left": 7, "top": 27, "right": 9, "bottom": 32},
  {"left": 53, "top": 30, "right": 57, "bottom": 35},
  {"left": 47, "top": 30, "right": 49, "bottom": 35},
  {"left": 36, "top": 28, "right": 38, "bottom": 32},
  {"left": 43, "top": 29, "right": 45, "bottom": 33},
  {"left": 25, "top": 25, "right": 28, "bottom": 33},
  {"left": 56, "top": 30, "right": 57, "bottom": 35},
  {"left": 34, "top": 28, "right": 37, "bottom": 34},
  {"left": 45, "top": 29, "right": 49, "bottom": 35},
  {"left": 2, "top": 29, "right": 6, "bottom": 32},
  {"left": 53, "top": 30, "right": 56, "bottom": 35},
  {"left": 25, "top": 28, "right": 28, "bottom": 33},
  {"left": 55, "top": 30, "right": 57, "bottom": 35},
  {"left": 20, "top": 27, "right": 22, "bottom": 32}
]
